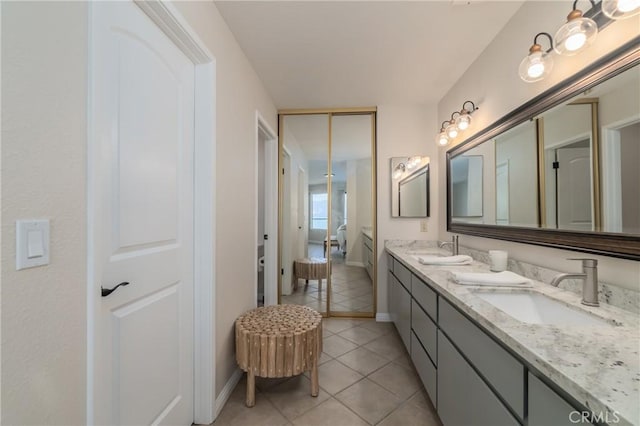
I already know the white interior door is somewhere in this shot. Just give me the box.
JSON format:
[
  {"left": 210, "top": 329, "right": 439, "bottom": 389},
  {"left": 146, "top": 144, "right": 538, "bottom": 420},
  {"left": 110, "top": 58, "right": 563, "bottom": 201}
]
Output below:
[
  {"left": 557, "top": 147, "right": 592, "bottom": 231},
  {"left": 91, "top": 2, "right": 195, "bottom": 424}
]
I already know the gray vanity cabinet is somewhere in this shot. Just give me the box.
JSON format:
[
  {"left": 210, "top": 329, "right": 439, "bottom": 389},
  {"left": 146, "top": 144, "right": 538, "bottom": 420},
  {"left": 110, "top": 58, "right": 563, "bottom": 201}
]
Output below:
[
  {"left": 439, "top": 299, "right": 524, "bottom": 418},
  {"left": 386, "top": 252, "right": 591, "bottom": 426},
  {"left": 438, "top": 332, "right": 520, "bottom": 426},
  {"left": 388, "top": 258, "right": 411, "bottom": 351},
  {"left": 528, "top": 373, "right": 594, "bottom": 426}
]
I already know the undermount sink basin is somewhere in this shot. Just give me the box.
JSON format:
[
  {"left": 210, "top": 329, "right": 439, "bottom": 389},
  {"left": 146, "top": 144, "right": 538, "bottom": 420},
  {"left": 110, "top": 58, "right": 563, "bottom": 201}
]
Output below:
[{"left": 473, "top": 291, "right": 613, "bottom": 326}]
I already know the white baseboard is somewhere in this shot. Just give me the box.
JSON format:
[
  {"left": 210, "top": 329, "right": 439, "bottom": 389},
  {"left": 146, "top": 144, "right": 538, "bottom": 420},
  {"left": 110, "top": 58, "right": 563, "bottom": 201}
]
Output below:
[
  {"left": 376, "top": 313, "right": 392, "bottom": 322},
  {"left": 214, "top": 368, "right": 243, "bottom": 417},
  {"left": 346, "top": 261, "right": 365, "bottom": 268}
]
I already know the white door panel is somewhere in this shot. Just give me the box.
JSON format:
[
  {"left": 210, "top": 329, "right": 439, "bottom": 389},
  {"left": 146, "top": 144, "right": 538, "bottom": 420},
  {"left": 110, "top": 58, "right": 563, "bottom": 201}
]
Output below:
[
  {"left": 91, "top": 2, "right": 194, "bottom": 424},
  {"left": 557, "top": 147, "right": 592, "bottom": 231}
]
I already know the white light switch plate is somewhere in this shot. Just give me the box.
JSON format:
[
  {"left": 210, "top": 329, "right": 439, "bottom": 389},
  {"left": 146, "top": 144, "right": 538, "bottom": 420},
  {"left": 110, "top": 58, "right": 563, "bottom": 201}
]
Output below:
[{"left": 16, "top": 219, "right": 50, "bottom": 270}]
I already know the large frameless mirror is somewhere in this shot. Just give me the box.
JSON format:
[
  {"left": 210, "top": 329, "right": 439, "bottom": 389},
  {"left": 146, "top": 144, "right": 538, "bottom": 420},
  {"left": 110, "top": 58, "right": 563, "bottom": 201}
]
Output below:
[
  {"left": 279, "top": 110, "right": 377, "bottom": 317},
  {"left": 446, "top": 40, "right": 640, "bottom": 259}
]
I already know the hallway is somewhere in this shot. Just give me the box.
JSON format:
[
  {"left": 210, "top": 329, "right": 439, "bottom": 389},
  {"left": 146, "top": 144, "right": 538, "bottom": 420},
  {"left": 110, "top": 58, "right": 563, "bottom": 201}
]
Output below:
[{"left": 214, "top": 318, "right": 441, "bottom": 426}]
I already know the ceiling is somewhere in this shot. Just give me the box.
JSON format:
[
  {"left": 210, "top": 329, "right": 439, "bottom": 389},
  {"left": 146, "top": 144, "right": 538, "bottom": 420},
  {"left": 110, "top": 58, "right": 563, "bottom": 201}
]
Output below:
[{"left": 215, "top": 1, "right": 524, "bottom": 109}]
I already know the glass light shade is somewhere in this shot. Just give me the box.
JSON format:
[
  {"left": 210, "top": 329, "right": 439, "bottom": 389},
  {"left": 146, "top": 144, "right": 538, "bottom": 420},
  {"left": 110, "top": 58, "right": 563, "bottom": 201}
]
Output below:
[
  {"left": 409, "top": 156, "right": 422, "bottom": 168},
  {"left": 519, "top": 50, "right": 554, "bottom": 83},
  {"left": 392, "top": 167, "right": 403, "bottom": 179},
  {"left": 456, "top": 112, "right": 472, "bottom": 130},
  {"left": 602, "top": 0, "right": 640, "bottom": 18},
  {"left": 446, "top": 123, "right": 459, "bottom": 139},
  {"left": 554, "top": 14, "right": 598, "bottom": 56},
  {"left": 436, "top": 132, "right": 449, "bottom": 146}
]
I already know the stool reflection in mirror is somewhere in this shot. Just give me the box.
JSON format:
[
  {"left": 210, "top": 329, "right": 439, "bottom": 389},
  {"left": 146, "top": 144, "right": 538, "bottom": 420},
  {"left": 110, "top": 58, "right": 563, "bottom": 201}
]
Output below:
[{"left": 292, "top": 257, "right": 329, "bottom": 291}]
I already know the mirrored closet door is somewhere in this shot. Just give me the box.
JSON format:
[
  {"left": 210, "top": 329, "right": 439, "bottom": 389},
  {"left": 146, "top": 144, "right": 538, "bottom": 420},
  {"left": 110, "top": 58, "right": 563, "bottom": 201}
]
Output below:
[{"left": 278, "top": 109, "right": 376, "bottom": 318}]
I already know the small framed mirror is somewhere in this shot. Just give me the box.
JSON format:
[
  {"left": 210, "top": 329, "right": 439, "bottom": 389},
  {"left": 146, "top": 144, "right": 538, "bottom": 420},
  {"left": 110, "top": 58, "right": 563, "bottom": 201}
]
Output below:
[{"left": 390, "top": 156, "right": 430, "bottom": 217}]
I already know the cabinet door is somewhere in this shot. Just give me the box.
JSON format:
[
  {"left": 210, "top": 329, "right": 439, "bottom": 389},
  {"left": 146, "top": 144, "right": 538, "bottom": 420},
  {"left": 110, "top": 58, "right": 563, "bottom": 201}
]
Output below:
[
  {"left": 389, "top": 271, "right": 411, "bottom": 350},
  {"left": 387, "top": 271, "right": 399, "bottom": 322},
  {"left": 529, "top": 373, "right": 594, "bottom": 426},
  {"left": 438, "top": 332, "right": 519, "bottom": 426},
  {"left": 397, "top": 277, "right": 411, "bottom": 351}
]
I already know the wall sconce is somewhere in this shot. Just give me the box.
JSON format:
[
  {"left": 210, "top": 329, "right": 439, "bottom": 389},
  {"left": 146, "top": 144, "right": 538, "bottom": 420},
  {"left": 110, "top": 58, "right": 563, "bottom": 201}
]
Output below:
[
  {"left": 406, "top": 156, "right": 422, "bottom": 170},
  {"left": 554, "top": 0, "right": 598, "bottom": 56},
  {"left": 456, "top": 101, "right": 477, "bottom": 131},
  {"left": 436, "top": 101, "right": 478, "bottom": 146},
  {"left": 436, "top": 121, "right": 451, "bottom": 146},
  {"left": 601, "top": 0, "right": 640, "bottom": 19},
  {"left": 392, "top": 163, "right": 406, "bottom": 179},
  {"left": 519, "top": 32, "right": 554, "bottom": 82},
  {"left": 519, "top": 0, "right": 628, "bottom": 83}
]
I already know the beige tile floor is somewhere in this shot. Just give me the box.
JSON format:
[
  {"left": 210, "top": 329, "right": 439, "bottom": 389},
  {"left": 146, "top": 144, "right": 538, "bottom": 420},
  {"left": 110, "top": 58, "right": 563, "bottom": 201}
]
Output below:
[
  {"left": 213, "top": 318, "right": 442, "bottom": 426},
  {"left": 281, "top": 244, "right": 374, "bottom": 314}
]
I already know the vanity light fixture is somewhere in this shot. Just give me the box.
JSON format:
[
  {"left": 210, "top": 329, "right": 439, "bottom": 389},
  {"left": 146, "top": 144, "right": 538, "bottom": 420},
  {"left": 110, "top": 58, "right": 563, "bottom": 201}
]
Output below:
[
  {"left": 554, "top": 0, "right": 598, "bottom": 56},
  {"left": 446, "top": 113, "right": 460, "bottom": 139},
  {"left": 519, "top": 32, "right": 555, "bottom": 83},
  {"left": 436, "top": 121, "right": 451, "bottom": 146},
  {"left": 436, "top": 101, "right": 479, "bottom": 146},
  {"left": 392, "top": 163, "right": 406, "bottom": 179},
  {"left": 323, "top": 173, "right": 335, "bottom": 178},
  {"left": 456, "top": 101, "right": 477, "bottom": 131},
  {"left": 601, "top": 0, "right": 640, "bottom": 19},
  {"left": 408, "top": 156, "right": 422, "bottom": 169}
]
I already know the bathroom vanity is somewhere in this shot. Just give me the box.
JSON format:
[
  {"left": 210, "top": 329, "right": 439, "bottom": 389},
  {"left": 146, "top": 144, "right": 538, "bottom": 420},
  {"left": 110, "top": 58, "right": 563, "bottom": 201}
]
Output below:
[{"left": 386, "top": 241, "right": 639, "bottom": 426}]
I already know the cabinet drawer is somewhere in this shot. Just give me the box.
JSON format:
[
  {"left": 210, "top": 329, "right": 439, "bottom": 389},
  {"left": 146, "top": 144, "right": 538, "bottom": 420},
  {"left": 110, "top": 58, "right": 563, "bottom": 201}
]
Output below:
[
  {"left": 529, "top": 373, "right": 593, "bottom": 426},
  {"left": 438, "top": 332, "right": 519, "bottom": 426},
  {"left": 393, "top": 260, "right": 411, "bottom": 291},
  {"left": 439, "top": 299, "right": 524, "bottom": 419},
  {"left": 411, "top": 275, "right": 437, "bottom": 320},
  {"left": 411, "top": 300, "right": 437, "bottom": 365},
  {"left": 411, "top": 332, "right": 437, "bottom": 408},
  {"left": 366, "top": 247, "right": 373, "bottom": 266}
]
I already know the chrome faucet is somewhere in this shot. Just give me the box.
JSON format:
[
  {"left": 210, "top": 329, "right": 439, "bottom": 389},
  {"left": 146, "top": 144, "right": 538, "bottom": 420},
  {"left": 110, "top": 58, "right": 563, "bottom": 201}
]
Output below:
[
  {"left": 439, "top": 235, "right": 459, "bottom": 256},
  {"left": 550, "top": 258, "right": 599, "bottom": 307}
]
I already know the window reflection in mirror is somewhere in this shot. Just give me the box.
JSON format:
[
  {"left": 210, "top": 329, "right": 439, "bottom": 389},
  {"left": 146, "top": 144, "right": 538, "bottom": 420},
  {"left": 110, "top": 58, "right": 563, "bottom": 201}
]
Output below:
[{"left": 390, "top": 156, "right": 430, "bottom": 217}]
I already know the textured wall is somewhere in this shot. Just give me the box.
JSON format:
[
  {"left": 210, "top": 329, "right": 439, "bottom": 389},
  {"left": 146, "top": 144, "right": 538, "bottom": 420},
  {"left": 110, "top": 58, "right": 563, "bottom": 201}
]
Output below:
[
  {"left": 376, "top": 104, "right": 439, "bottom": 316},
  {"left": 169, "top": 1, "right": 278, "bottom": 395},
  {"left": 1, "top": 2, "right": 88, "bottom": 424}
]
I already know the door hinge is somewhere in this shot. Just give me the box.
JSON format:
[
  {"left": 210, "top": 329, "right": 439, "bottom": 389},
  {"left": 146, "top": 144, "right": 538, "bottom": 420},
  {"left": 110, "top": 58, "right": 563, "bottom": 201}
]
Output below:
[
  {"left": 282, "top": 168, "right": 285, "bottom": 175},
  {"left": 281, "top": 268, "right": 284, "bottom": 275},
  {"left": 264, "top": 234, "right": 268, "bottom": 240},
  {"left": 552, "top": 161, "right": 559, "bottom": 169}
]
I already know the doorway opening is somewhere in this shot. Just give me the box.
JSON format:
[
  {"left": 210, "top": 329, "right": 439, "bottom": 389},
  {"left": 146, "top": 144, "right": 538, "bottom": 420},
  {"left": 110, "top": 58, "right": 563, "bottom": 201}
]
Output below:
[{"left": 256, "top": 113, "right": 278, "bottom": 307}]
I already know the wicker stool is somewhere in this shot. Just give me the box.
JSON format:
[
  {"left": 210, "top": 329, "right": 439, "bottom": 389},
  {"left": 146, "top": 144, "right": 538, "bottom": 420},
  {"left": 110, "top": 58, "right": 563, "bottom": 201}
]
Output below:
[
  {"left": 292, "top": 257, "right": 329, "bottom": 291},
  {"left": 235, "top": 304, "right": 323, "bottom": 407}
]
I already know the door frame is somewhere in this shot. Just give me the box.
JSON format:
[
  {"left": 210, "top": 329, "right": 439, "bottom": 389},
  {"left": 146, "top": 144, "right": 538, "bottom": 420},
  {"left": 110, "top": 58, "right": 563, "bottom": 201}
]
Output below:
[
  {"left": 255, "top": 112, "right": 278, "bottom": 306},
  {"left": 86, "top": 1, "right": 217, "bottom": 424}
]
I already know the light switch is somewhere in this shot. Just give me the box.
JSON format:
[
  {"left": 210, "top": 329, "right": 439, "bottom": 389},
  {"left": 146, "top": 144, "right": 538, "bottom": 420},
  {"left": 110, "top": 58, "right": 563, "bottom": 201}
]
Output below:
[
  {"left": 16, "top": 219, "right": 50, "bottom": 270},
  {"left": 27, "top": 230, "right": 45, "bottom": 258}
]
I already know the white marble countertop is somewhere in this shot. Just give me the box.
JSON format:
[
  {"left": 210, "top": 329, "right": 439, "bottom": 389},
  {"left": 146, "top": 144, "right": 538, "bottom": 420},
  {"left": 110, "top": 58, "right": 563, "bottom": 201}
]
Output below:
[{"left": 386, "top": 241, "right": 640, "bottom": 426}]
